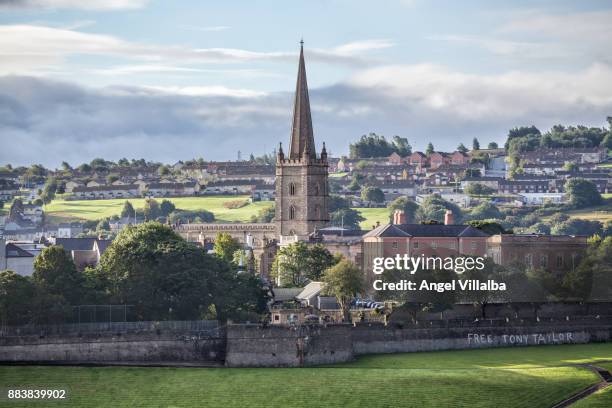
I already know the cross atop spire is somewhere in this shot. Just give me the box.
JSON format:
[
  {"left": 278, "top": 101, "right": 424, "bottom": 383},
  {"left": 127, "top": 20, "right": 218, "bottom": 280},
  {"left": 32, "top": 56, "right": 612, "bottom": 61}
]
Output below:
[{"left": 288, "top": 40, "right": 316, "bottom": 160}]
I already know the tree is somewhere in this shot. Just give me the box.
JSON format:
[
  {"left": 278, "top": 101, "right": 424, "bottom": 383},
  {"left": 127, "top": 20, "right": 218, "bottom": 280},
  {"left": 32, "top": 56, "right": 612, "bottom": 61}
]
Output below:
[
  {"left": 347, "top": 178, "right": 361, "bottom": 192},
  {"left": 328, "top": 195, "right": 351, "bottom": 212},
  {"left": 33, "top": 245, "right": 82, "bottom": 304},
  {"left": 472, "top": 138, "right": 480, "bottom": 150},
  {"left": 551, "top": 219, "right": 602, "bottom": 236},
  {"left": 361, "top": 186, "right": 385, "bottom": 203},
  {"left": 469, "top": 202, "right": 502, "bottom": 220},
  {"left": 467, "top": 220, "right": 508, "bottom": 235},
  {"left": 465, "top": 183, "right": 494, "bottom": 196},
  {"left": 160, "top": 199, "right": 176, "bottom": 217},
  {"left": 214, "top": 232, "right": 241, "bottom": 264},
  {"left": 330, "top": 208, "right": 365, "bottom": 229},
  {"left": 40, "top": 177, "right": 57, "bottom": 204},
  {"left": 143, "top": 198, "right": 161, "bottom": 220},
  {"left": 60, "top": 161, "right": 73, "bottom": 172},
  {"left": 487, "top": 142, "right": 499, "bottom": 149},
  {"left": 563, "top": 162, "right": 578, "bottom": 172},
  {"left": 322, "top": 259, "right": 364, "bottom": 322},
  {"left": 250, "top": 206, "right": 275, "bottom": 223},
  {"left": 121, "top": 201, "right": 135, "bottom": 219},
  {"left": 0, "top": 270, "right": 36, "bottom": 325},
  {"left": 565, "top": 178, "right": 602, "bottom": 208},
  {"left": 392, "top": 135, "right": 412, "bottom": 156},
  {"left": 416, "top": 195, "right": 463, "bottom": 224},
  {"left": 602, "top": 133, "right": 612, "bottom": 150},
  {"left": 456, "top": 143, "right": 468, "bottom": 153},
  {"left": 272, "top": 242, "right": 338, "bottom": 286},
  {"left": 99, "top": 222, "right": 215, "bottom": 320},
  {"left": 425, "top": 142, "right": 434, "bottom": 156},
  {"left": 158, "top": 165, "right": 171, "bottom": 176},
  {"left": 388, "top": 197, "right": 418, "bottom": 223}
]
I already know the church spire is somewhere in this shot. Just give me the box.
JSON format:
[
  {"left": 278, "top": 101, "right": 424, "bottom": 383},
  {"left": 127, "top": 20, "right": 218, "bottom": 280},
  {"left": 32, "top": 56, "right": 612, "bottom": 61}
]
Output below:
[{"left": 288, "top": 40, "right": 316, "bottom": 160}]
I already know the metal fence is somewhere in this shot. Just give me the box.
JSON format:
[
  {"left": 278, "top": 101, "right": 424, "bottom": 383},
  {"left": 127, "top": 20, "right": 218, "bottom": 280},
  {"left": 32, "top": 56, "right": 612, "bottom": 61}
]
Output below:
[{"left": 0, "top": 320, "right": 220, "bottom": 337}]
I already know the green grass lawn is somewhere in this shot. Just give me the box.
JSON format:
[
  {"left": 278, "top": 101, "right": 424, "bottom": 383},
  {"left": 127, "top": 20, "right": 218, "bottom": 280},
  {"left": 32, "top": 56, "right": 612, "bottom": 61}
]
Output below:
[
  {"left": 354, "top": 207, "right": 388, "bottom": 230},
  {"left": 0, "top": 343, "right": 609, "bottom": 407},
  {"left": 44, "top": 196, "right": 273, "bottom": 224},
  {"left": 562, "top": 201, "right": 612, "bottom": 223},
  {"left": 573, "top": 387, "right": 612, "bottom": 408}
]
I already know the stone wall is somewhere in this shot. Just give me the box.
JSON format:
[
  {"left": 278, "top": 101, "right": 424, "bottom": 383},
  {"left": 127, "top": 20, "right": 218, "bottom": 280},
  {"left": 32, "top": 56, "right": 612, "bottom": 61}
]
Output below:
[
  {"left": 224, "top": 321, "right": 612, "bottom": 367},
  {"left": 1, "top": 319, "right": 611, "bottom": 368},
  {"left": 0, "top": 330, "right": 225, "bottom": 364},
  {"left": 225, "top": 324, "right": 353, "bottom": 368},
  {"left": 351, "top": 324, "right": 612, "bottom": 355}
]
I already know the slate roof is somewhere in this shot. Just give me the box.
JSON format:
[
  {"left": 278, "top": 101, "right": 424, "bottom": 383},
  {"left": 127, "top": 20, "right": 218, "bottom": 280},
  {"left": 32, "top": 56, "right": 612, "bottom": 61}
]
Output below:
[
  {"left": 363, "top": 223, "right": 489, "bottom": 238},
  {"left": 5, "top": 243, "right": 35, "bottom": 258}
]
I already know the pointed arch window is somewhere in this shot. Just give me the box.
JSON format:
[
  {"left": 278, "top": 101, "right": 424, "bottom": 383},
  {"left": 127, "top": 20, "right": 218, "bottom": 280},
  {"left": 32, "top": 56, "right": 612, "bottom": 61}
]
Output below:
[
  {"left": 289, "top": 183, "right": 296, "bottom": 196},
  {"left": 314, "top": 183, "right": 320, "bottom": 195},
  {"left": 289, "top": 205, "right": 296, "bottom": 220},
  {"left": 314, "top": 204, "right": 321, "bottom": 219}
]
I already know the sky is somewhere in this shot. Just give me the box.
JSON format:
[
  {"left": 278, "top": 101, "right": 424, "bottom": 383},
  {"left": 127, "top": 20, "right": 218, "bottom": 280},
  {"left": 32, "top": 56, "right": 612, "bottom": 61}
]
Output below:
[{"left": 0, "top": 0, "right": 611, "bottom": 168}]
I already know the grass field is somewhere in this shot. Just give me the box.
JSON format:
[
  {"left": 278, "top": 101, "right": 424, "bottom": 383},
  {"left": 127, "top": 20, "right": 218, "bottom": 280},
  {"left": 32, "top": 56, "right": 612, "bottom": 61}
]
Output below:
[
  {"left": 0, "top": 343, "right": 610, "bottom": 407},
  {"left": 573, "top": 387, "right": 612, "bottom": 408},
  {"left": 43, "top": 196, "right": 388, "bottom": 231},
  {"left": 44, "top": 196, "right": 273, "bottom": 224},
  {"left": 562, "top": 202, "right": 612, "bottom": 223},
  {"left": 355, "top": 207, "right": 389, "bottom": 229}
]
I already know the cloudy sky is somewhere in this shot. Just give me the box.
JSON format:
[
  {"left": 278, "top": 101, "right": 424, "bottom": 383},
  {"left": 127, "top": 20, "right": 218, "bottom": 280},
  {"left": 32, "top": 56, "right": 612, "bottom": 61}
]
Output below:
[{"left": 1, "top": 0, "right": 611, "bottom": 168}]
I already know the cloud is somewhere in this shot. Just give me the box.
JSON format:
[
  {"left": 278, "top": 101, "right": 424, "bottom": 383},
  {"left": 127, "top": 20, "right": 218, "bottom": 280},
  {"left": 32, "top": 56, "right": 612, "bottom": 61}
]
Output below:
[
  {"left": 1, "top": 61, "right": 611, "bottom": 167},
  {"left": 431, "top": 10, "right": 612, "bottom": 62},
  {"left": 0, "top": 0, "right": 148, "bottom": 10},
  {"left": 180, "top": 25, "right": 231, "bottom": 32},
  {"left": 0, "top": 24, "right": 393, "bottom": 76}
]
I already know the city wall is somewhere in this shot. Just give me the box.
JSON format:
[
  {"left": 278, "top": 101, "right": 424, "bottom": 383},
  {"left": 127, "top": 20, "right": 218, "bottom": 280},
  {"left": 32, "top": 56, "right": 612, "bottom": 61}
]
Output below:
[{"left": 1, "top": 319, "right": 611, "bottom": 367}]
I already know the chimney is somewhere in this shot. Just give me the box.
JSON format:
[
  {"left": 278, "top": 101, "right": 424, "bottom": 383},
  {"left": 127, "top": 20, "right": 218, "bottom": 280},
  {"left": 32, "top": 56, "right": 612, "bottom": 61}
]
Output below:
[
  {"left": 393, "top": 210, "right": 406, "bottom": 225},
  {"left": 444, "top": 210, "right": 454, "bottom": 225}
]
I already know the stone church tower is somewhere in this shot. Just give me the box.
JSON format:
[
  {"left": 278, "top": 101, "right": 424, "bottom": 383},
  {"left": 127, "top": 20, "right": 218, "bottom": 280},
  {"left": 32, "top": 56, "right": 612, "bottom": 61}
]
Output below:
[{"left": 275, "top": 42, "right": 329, "bottom": 241}]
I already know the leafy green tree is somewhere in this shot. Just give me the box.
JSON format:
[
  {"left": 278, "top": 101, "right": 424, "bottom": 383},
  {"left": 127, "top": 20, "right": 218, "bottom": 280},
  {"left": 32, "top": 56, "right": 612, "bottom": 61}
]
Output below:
[
  {"left": 388, "top": 197, "right": 418, "bottom": 223},
  {"left": 0, "top": 270, "right": 36, "bottom": 325},
  {"left": 465, "top": 183, "right": 494, "bottom": 196},
  {"left": 143, "top": 198, "right": 161, "bottom": 220},
  {"left": 158, "top": 165, "right": 171, "bottom": 176},
  {"left": 106, "top": 174, "right": 119, "bottom": 184},
  {"left": 564, "top": 178, "right": 602, "bottom": 208},
  {"left": 322, "top": 259, "right": 364, "bottom": 322},
  {"left": 563, "top": 162, "right": 578, "bottom": 172},
  {"left": 392, "top": 135, "right": 412, "bottom": 156},
  {"left": 99, "top": 222, "right": 212, "bottom": 320},
  {"left": 330, "top": 208, "right": 365, "bottom": 229},
  {"left": 361, "top": 186, "right": 385, "bottom": 203},
  {"left": 272, "top": 242, "right": 338, "bottom": 286},
  {"left": 487, "top": 142, "right": 498, "bottom": 149},
  {"left": 472, "top": 137, "right": 480, "bottom": 150},
  {"left": 347, "top": 178, "right": 361, "bottom": 192},
  {"left": 328, "top": 195, "right": 351, "bottom": 212},
  {"left": 551, "top": 219, "right": 602, "bottom": 236},
  {"left": 425, "top": 142, "right": 434, "bottom": 156},
  {"left": 214, "top": 232, "right": 241, "bottom": 264},
  {"left": 33, "top": 245, "right": 82, "bottom": 304},
  {"left": 40, "top": 177, "right": 57, "bottom": 204},
  {"left": 456, "top": 143, "right": 468, "bottom": 153},
  {"left": 61, "top": 161, "right": 73, "bottom": 172},
  {"left": 602, "top": 133, "right": 612, "bottom": 150},
  {"left": 160, "top": 199, "right": 176, "bottom": 217},
  {"left": 250, "top": 206, "right": 275, "bottom": 223},
  {"left": 121, "top": 201, "right": 135, "bottom": 218},
  {"left": 416, "top": 195, "right": 463, "bottom": 224},
  {"left": 168, "top": 209, "right": 215, "bottom": 224},
  {"left": 469, "top": 202, "right": 502, "bottom": 220}
]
